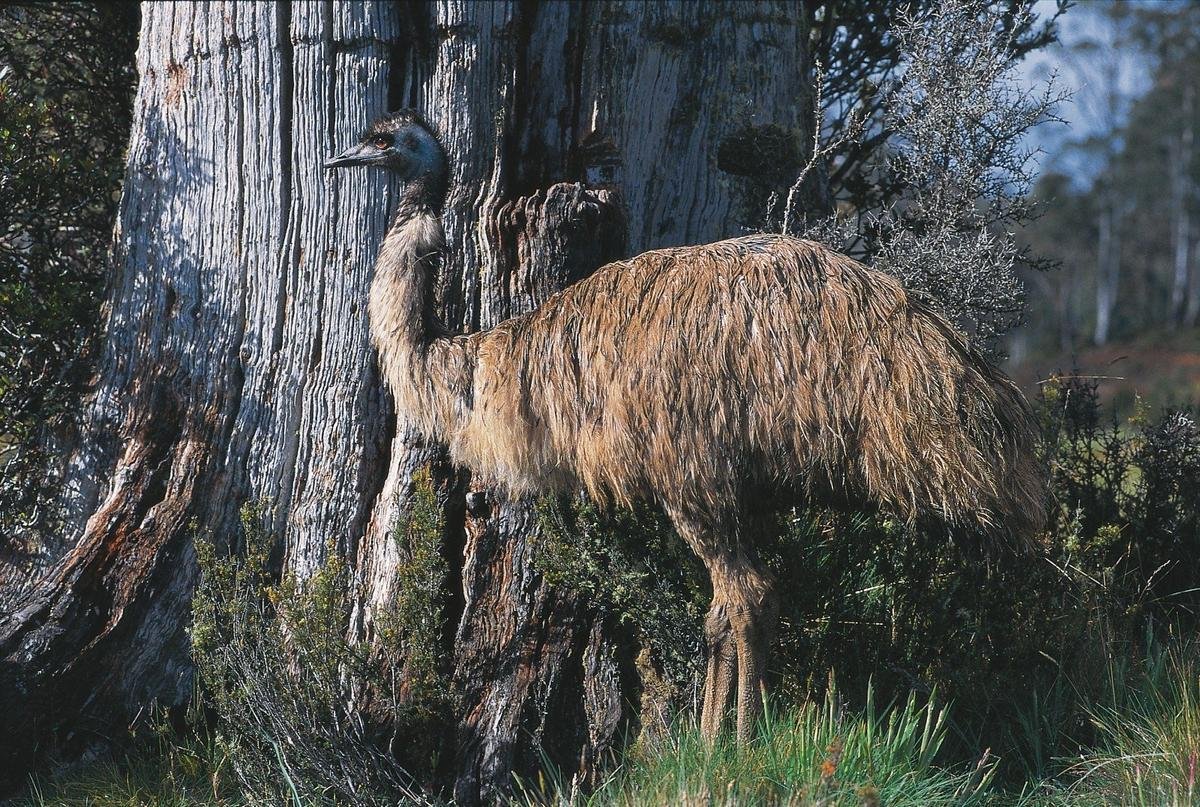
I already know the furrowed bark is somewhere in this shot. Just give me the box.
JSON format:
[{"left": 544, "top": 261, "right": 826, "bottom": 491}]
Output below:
[
  {"left": 0, "top": 1, "right": 822, "bottom": 799},
  {"left": 0, "top": 0, "right": 401, "bottom": 785}
]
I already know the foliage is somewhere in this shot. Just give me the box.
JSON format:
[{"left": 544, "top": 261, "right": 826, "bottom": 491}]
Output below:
[
  {"left": 764, "top": 374, "right": 1200, "bottom": 783},
  {"left": 1040, "top": 376, "right": 1200, "bottom": 632},
  {"left": 806, "top": 0, "right": 1064, "bottom": 221},
  {"left": 191, "top": 503, "right": 438, "bottom": 806},
  {"left": 25, "top": 416, "right": 1200, "bottom": 804},
  {"left": 377, "top": 466, "right": 452, "bottom": 704},
  {"left": 13, "top": 708, "right": 238, "bottom": 807},
  {"left": 1058, "top": 648, "right": 1200, "bottom": 806},
  {"left": 535, "top": 496, "right": 708, "bottom": 701},
  {"left": 529, "top": 368, "right": 1200, "bottom": 791},
  {"left": 0, "top": 2, "right": 137, "bottom": 536},
  {"left": 876, "top": 0, "right": 1059, "bottom": 344},
  {"left": 801, "top": 0, "right": 1063, "bottom": 353},
  {"left": 26, "top": 642, "right": 1200, "bottom": 806}
]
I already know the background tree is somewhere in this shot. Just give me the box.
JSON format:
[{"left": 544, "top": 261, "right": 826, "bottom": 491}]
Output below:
[
  {"left": 1016, "top": 1, "right": 1200, "bottom": 356},
  {"left": 1065, "top": 8, "right": 1140, "bottom": 347}
]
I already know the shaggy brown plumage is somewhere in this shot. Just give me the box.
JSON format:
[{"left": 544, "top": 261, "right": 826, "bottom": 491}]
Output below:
[{"left": 328, "top": 111, "right": 1046, "bottom": 743}]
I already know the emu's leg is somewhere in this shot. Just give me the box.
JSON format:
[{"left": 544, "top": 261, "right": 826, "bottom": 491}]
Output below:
[
  {"left": 663, "top": 506, "right": 738, "bottom": 740},
  {"left": 726, "top": 554, "right": 779, "bottom": 744},
  {"left": 700, "top": 598, "right": 735, "bottom": 740}
]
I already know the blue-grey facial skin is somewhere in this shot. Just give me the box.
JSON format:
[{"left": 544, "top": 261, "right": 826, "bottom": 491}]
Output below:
[{"left": 326, "top": 112, "right": 449, "bottom": 215}]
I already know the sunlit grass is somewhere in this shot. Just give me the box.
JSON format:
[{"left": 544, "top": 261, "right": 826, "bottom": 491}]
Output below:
[
  {"left": 516, "top": 684, "right": 995, "bottom": 806},
  {"left": 1057, "top": 651, "right": 1200, "bottom": 806}
]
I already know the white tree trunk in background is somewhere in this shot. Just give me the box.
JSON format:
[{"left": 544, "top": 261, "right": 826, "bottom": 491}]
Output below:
[
  {"left": 1170, "top": 84, "right": 1194, "bottom": 325},
  {"left": 1094, "top": 199, "right": 1120, "bottom": 346},
  {"left": 0, "top": 2, "right": 821, "bottom": 799},
  {"left": 1187, "top": 242, "right": 1200, "bottom": 328}
]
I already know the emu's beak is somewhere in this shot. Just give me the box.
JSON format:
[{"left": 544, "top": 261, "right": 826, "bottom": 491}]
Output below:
[{"left": 324, "top": 144, "right": 374, "bottom": 169}]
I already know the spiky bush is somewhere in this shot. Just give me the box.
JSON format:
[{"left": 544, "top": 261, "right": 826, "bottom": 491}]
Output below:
[
  {"left": 800, "top": 0, "right": 1063, "bottom": 354},
  {"left": 190, "top": 500, "right": 444, "bottom": 806}
]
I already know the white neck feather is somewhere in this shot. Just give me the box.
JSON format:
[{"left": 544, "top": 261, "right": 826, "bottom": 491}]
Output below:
[{"left": 368, "top": 206, "right": 474, "bottom": 442}]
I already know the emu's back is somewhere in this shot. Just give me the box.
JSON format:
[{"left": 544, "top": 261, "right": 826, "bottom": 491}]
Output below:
[{"left": 465, "top": 234, "right": 1045, "bottom": 539}]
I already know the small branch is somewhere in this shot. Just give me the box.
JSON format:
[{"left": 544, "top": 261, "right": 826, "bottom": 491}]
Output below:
[{"left": 782, "top": 60, "right": 869, "bottom": 235}]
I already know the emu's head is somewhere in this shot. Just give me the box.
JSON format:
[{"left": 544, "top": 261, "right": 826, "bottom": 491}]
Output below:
[{"left": 325, "top": 109, "right": 446, "bottom": 183}]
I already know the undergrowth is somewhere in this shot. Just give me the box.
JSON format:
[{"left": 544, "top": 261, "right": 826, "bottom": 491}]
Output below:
[
  {"left": 14, "top": 702, "right": 238, "bottom": 807},
  {"left": 190, "top": 504, "right": 423, "bottom": 805},
  {"left": 185, "top": 468, "right": 451, "bottom": 806},
  {"left": 534, "top": 496, "right": 708, "bottom": 715},
  {"left": 15, "top": 375, "right": 1200, "bottom": 805},
  {"left": 1056, "top": 648, "right": 1200, "bottom": 806},
  {"left": 531, "top": 371, "right": 1200, "bottom": 790},
  {"left": 20, "top": 644, "right": 1200, "bottom": 806}
]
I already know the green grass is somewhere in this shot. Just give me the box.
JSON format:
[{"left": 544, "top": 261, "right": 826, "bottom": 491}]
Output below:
[
  {"left": 16, "top": 651, "right": 1200, "bottom": 807},
  {"left": 1054, "top": 651, "right": 1200, "bottom": 806},
  {"left": 516, "top": 684, "right": 994, "bottom": 806},
  {"left": 13, "top": 725, "right": 239, "bottom": 807}
]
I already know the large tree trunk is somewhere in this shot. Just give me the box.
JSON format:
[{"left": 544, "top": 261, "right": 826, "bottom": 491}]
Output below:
[{"left": 0, "top": 1, "right": 821, "bottom": 799}]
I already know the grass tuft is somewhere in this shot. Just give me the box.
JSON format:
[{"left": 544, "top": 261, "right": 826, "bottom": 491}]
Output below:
[
  {"left": 1059, "top": 650, "right": 1200, "bottom": 806},
  {"left": 516, "top": 683, "right": 994, "bottom": 806},
  {"left": 14, "top": 716, "right": 237, "bottom": 807}
]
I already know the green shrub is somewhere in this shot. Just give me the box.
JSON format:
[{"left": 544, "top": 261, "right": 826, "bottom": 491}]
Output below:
[
  {"left": 177, "top": 375, "right": 1200, "bottom": 801},
  {"left": 762, "top": 376, "right": 1200, "bottom": 782},
  {"left": 377, "top": 466, "right": 451, "bottom": 704},
  {"left": 534, "top": 495, "right": 707, "bottom": 712},
  {"left": 0, "top": 3, "right": 137, "bottom": 537},
  {"left": 191, "top": 501, "right": 439, "bottom": 806}
]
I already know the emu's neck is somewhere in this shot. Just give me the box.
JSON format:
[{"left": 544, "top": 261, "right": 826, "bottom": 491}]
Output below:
[{"left": 368, "top": 175, "right": 474, "bottom": 438}]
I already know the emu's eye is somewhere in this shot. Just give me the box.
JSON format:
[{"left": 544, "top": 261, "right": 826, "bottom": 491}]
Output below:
[{"left": 370, "top": 134, "right": 393, "bottom": 150}]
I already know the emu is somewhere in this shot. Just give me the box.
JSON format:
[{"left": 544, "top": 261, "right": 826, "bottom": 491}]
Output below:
[{"left": 326, "top": 110, "right": 1046, "bottom": 743}]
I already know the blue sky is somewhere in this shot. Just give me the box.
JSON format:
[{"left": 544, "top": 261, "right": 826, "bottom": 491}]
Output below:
[{"left": 1020, "top": 0, "right": 1158, "bottom": 184}]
